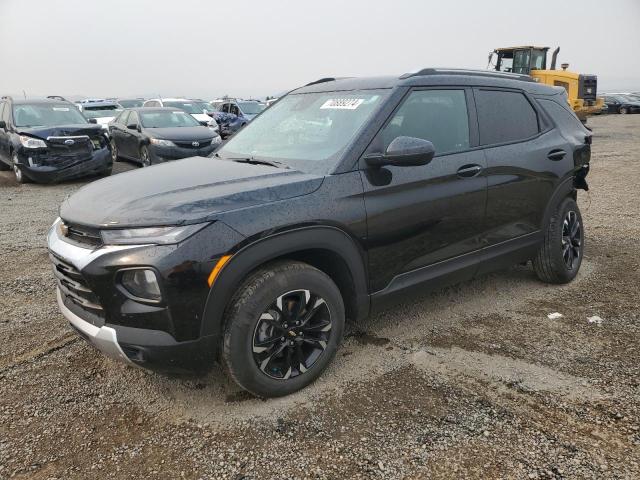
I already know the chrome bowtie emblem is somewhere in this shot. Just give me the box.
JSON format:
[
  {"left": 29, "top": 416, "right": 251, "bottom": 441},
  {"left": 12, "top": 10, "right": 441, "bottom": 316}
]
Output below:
[
  {"left": 64, "top": 139, "right": 75, "bottom": 145},
  {"left": 192, "top": 141, "right": 200, "bottom": 147}
]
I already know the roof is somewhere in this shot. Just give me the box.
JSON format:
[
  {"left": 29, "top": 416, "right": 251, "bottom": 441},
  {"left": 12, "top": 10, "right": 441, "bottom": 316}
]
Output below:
[
  {"left": 129, "top": 107, "right": 183, "bottom": 113},
  {"left": 494, "top": 46, "right": 550, "bottom": 52},
  {"left": 293, "top": 69, "right": 555, "bottom": 95},
  {"left": 2, "top": 97, "right": 74, "bottom": 105}
]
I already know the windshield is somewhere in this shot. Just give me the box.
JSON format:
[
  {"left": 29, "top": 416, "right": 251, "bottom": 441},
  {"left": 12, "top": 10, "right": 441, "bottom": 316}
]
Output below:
[
  {"left": 13, "top": 103, "right": 89, "bottom": 127},
  {"left": 163, "top": 101, "right": 207, "bottom": 114},
  {"left": 218, "top": 89, "right": 388, "bottom": 173},
  {"left": 140, "top": 110, "right": 201, "bottom": 128},
  {"left": 82, "top": 106, "right": 122, "bottom": 119},
  {"left": 237, "top": 102, "right": 263, "bottom": 115},
  {"left": 118, "top": 99, "right": 144, "bottom": 108}
]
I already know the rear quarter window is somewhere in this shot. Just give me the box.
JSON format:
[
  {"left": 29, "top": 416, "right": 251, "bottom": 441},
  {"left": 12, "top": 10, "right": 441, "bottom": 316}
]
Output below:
[
  {"left": 537, "top": 98, "right": 585, "bottom": 132},
  {"left": 475, "top": 89, "right": 539, "bottom": 145}
]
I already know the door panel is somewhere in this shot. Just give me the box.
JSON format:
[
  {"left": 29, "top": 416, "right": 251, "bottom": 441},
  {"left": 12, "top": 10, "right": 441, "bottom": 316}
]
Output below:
[{"left": 361, "top": 88, "right": 487, "bottom": 293}]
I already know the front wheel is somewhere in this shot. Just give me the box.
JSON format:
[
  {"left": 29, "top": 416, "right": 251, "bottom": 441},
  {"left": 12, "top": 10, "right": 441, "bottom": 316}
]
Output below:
[
  {"left": 533, "top": 197, "right": 584, "bottom": 284},
  {"left": 110, "top": 139, "right": 119, "bottom": 162},
  {"left": 619, "top": 107, "right": 628, "bottom": 115},
  {"left": 13, "top": 154, "right": 30, "bottom": 184},
  {"left": 139, "top": 145, "right": 151, "bottom": 167},
  {"left": 222, "top": 261, "right": 345, "bottom": 398}
]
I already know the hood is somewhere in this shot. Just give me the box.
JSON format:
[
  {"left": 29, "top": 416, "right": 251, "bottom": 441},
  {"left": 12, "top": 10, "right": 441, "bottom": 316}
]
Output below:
[
  {"left": 60, "top": 156, "right": 324, "bottom": 227},
  {"left": 95, "top": 116, "right": 115, "bottom": 125},
  {"left": 243, "top": 113, "right": 257, "bottom": 121},
  {"left": 146, "top": 127, "right": 217, "bottom": 142},
  {"left": 19, "top": 124, "right": 104, "bottom": 140},
  {"left": 191, "top": 113, "right": 211, "bottom": 123}
]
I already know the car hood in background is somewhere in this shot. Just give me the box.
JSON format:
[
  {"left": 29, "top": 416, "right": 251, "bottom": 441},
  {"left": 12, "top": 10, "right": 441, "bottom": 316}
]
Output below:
[
  {"left": 19, "top": 124, "right": 104, "bottom": 140},
  {"left": 145, "top": 127, "right": 217, "bottom": 142},
  {"left": 60, "top": 156, "right": 324, "bottom": 227},
  {"left": 190, "top": 113, "right": 211, "bottom": 123}
]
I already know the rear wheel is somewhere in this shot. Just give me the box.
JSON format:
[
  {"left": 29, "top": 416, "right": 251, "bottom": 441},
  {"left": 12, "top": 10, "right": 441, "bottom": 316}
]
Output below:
[
  {"left": 139, "top": 145, "right": 151, "bottom": 167},
  {"left": 533, "top": 197, "right": 584, "bottom": 284},
  {"left": 222, "top": 261, "right": 345, "bottom": 398}
]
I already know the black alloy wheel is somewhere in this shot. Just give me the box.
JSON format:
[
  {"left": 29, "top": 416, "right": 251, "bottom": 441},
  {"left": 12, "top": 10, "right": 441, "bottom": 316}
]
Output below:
[
  {"left": 561, "top": 210, "right": 581, "bottom": 270},
  {"left": 252, "top": 289, "right": 332, "bottom": 380}
]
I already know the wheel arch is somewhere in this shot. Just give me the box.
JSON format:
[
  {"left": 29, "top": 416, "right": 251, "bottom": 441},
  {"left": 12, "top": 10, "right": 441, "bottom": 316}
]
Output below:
[
  {"left": 540, "top": 176, "right": 577, "bottom": 231},
  {"left": 200, "top": 226, "right": 370, "bottom": 339}
]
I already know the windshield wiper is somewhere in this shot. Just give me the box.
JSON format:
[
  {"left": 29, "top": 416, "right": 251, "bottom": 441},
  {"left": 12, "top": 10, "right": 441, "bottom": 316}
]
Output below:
[{"left": 228, "top": 156, "right": 290, "bottom": 169}]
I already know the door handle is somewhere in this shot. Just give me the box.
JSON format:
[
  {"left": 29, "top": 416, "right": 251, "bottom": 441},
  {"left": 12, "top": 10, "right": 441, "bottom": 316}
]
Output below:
[
  {"left": 456, "top": 164, "right": 482, "bottom": 178},
  {"left": 547, "top": 149, "right": 566, "bottom": 161}
]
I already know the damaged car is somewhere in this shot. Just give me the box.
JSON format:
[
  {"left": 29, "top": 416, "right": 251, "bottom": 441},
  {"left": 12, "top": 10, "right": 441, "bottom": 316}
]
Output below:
[
  {"left": 47, "top": 70, "right": 591, "bottom": 397},
  {"left": 0, "top": 96, "right": 112, "bottom": 183}
]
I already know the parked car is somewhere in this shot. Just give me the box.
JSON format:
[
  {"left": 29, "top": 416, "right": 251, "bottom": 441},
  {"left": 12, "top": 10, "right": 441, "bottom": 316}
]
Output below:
[
  {"left": 48, "top": 70, "right": 591, "bottom": 397},
  {"left": 0, "top": 96, "right": 111, "bottom": 183},
  {"left": 217, "top": 99, "right": 265, "bottom": 122},
  {"left": 108, "top": 107, "right": 221, "bottom": 166},
  {"left": 142, "top": 98, "right": 214, "bottom": 126},
  {"left": 76, "top": 99, "right": 123, "bottom": 130},
  {"left": 116, "top": 98, "right": 146, "bottom": 108},
  {"left": 211, "top": 111, "right": 245, "bottom": 138},
  {"left": 602, "top": 94, "right": 640, "bottom": 114}
]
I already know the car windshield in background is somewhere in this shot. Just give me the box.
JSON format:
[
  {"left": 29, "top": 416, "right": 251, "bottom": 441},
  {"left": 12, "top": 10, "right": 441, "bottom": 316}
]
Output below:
[
  {"left": 82, "top": 106, "right": 122, "bottom": 119},
  {"left": 118, "top": 99, "right": 144, "bottom": 108},
  {"left": 140, "top": 110, "right": 201, "bottom": 128},
  {"left": 163, "top": 101, "right": 204, "bottom": 114},
  {"left": 238, "top": 102, "right": 263, "bottom": 115},
  {"left": 13, "top": 103, "right": 89, "bottom": 127},
  {"left": 193, "top": 102, "right": 214, "bottom": 112},
  {"left": 218, "top": 89, "right": 388, "bottom": 173}
]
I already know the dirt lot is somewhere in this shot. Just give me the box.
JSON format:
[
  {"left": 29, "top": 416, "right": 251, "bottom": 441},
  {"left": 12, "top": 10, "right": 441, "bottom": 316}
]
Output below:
[{"left": 1, "top": 114, "right": 639, "bottom": 479}]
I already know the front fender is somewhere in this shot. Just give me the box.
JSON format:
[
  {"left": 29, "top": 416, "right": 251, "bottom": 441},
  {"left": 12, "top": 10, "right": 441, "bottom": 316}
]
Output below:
[{"left": 200, "top": 225, "right": 369, "bottom": 338}]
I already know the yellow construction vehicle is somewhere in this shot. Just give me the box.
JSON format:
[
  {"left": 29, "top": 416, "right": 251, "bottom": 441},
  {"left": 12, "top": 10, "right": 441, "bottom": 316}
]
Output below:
[{"left": 488, "top": 46, "right": 604, "bottom": 120}]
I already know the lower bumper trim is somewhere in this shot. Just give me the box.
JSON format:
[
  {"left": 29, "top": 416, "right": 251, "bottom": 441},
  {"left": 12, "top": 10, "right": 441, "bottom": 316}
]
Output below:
[{"left": 57, "top": 288, "right": 134, "bottom": 366}]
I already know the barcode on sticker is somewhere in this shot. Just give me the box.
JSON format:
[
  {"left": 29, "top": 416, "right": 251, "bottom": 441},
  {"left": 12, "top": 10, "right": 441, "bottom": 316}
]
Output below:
[{"left": 320, "top": 99, "right": 364, "bottom": 110}]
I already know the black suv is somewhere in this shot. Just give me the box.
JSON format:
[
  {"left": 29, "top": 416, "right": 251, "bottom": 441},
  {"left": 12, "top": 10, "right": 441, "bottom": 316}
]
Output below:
[
  {"left": 0, "top": 96, "right": 111, "bottom": 183},
  {"left": 47, "top": 70, "right": 591, "bottom": 397}
]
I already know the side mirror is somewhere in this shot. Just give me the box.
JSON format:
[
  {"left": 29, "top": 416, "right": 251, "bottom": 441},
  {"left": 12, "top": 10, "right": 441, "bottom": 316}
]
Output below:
[
  {"left": 88, "top": 118, "right": 98, "bottom": 124},
  {"left": 365, "top": 136, "right": 435, "bottom": 167},
  {"left": 127, "top": 123, "right": 138, "bottom": 130},
  {"left": 0, "top": 120, "right": 6, "bottom": 129}
]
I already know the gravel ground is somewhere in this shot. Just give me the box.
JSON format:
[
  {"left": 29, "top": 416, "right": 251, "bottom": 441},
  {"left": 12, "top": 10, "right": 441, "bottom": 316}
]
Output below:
[{"left": 0, "top": 115, "right": 639, "bottom": 479}]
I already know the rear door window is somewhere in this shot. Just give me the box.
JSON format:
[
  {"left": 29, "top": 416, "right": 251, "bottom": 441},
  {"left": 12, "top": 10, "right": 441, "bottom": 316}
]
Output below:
[
  {"left": 475, "top": 89, "right": 539, "bottom": 145},
  {"left": 381, "top": 89, "right": 470, "bottom": 155}
]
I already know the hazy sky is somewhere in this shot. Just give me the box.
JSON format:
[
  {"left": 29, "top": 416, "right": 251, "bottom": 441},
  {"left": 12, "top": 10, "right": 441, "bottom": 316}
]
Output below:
[{"left": 1, "top": 0, "right": 639, "bottom": 100}]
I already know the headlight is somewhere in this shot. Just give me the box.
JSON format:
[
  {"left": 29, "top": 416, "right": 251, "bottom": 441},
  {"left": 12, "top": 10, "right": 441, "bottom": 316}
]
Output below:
[
  {"left": 120, "top": 269, "right": 161, "bottom": 301},
  {"left": 100, "top": 223, "right": 208, "bottom": 245},
  {"left": 149, "top": 138, "right": 175, "bottom": 147},
  {"left": 19, "top": 135, "right": 47, "bottom": 149}
]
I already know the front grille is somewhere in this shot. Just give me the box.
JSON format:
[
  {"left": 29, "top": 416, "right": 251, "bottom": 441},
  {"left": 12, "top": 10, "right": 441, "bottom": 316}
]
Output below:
[
  {"left": 47, "top": 136, "right": 94, "bottom": 158},
  {"left": 50, "top": 252, "right": 103, "bottom": 314},
  {"left": 63, "top": 221, "right": 103, "bottom": 247},
  {"left": 173, "top": 139, "right": 213, "bottom": 149}
]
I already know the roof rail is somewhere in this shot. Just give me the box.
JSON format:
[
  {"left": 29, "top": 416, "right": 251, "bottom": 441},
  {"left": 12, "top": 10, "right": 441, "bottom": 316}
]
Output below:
[
  {"left": 400, "top": 68, "right": 534, "bottom": 82},
  {"left": 46, "top": 95, "right": 68, "bottom": 101},
  {"left": 305, "top": 77, "right": 336, "bottom": 86},
  {"left": 1, "top": 95, "right": 13, "bottom": 101}
]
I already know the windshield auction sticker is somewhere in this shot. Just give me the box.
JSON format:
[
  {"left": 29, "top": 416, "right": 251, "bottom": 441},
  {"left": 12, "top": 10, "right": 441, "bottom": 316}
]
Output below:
[{"left": 320, "top": 99, "right": 364, "bottom": 110}]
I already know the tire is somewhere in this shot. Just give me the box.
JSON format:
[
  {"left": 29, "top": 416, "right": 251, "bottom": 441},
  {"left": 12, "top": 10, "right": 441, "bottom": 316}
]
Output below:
[
  {"left": 12, "top": 153, "right": 31, "bottom": 184},
  {"left": 222, "top": 260, "right": 345, "bottom": 398},
  {"left": 533, "top": 197, "right": 584, "bottom": 284},
  {"left": 139, "top": 145, "right": 151, "bottom": 167},
  {"left": 619, "top": 107, "right": 628, "bottom": 115},
  {"left": 110, "top": 139, "right": 120, "bottom": 162}
]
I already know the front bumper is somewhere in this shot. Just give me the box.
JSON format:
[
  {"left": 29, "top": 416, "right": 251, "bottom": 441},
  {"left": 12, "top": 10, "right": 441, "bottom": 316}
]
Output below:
[
  {"left": 47, "top": 218, "right": 244, "bottom": 373},
  {"left": 57, "top": 288, "right": 133, "bottom": 365},
  {"left": 149, "top": 142, "right": 218, "bottom": 162},
  {"left": 17, "top": 147, "right": 111, "bottom": 183}
]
